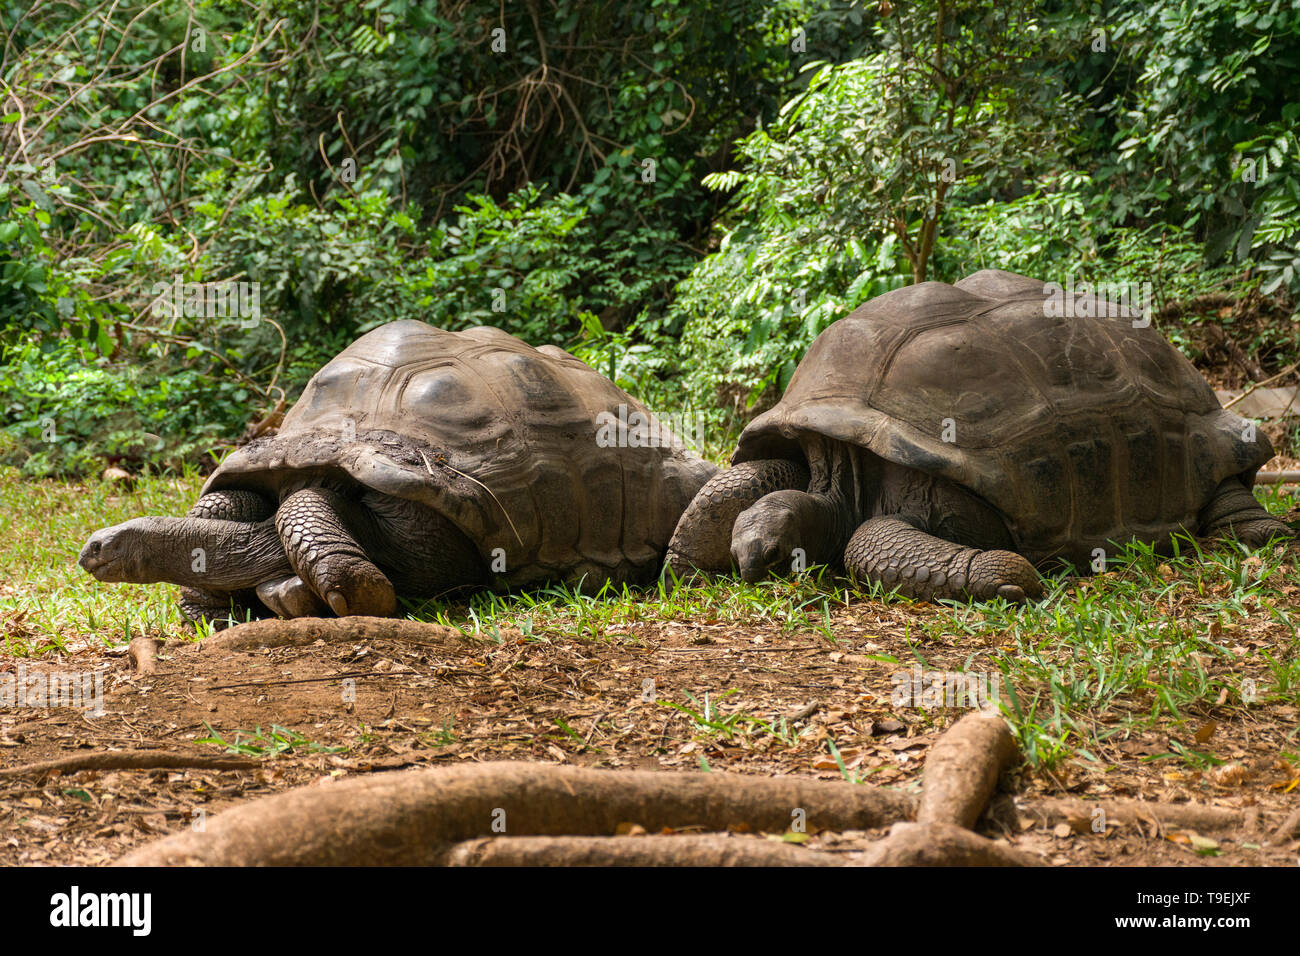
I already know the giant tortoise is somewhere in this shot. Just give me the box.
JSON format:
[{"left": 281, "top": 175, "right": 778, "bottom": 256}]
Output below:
[
  {"left": 80, "top": 321, "right": 716, "bottom": 623},
  {"left": 665, "top": 270, "right": 1293, "bottom": 601}
]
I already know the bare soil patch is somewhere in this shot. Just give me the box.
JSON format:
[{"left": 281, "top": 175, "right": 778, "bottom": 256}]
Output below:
[{"left": 3, "top": 607, "right": 1296, "bottom": 866}]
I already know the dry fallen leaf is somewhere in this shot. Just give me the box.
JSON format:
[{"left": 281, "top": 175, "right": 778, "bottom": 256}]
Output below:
[
  {"left": 1063, "top": 814, "right": 1092, "bottom": 834},
  {"left": 1166, "top": 830, "right": 1219, "bottom": 851},
  {"left": 1207, "top": 763, "right": 1250, "bottom": 787}
]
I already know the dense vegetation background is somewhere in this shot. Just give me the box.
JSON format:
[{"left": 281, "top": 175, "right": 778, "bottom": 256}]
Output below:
[{"left": 2, "top": 0, "right": 1297, "bottom": 477}]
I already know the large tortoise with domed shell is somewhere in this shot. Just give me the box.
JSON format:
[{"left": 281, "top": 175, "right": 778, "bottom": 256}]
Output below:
[
  {"left": 80, "top": 321, "right": 716, "bottom": 623},
  {"left": 665, "top": 270, "right": 1293, "bottom": 600}
]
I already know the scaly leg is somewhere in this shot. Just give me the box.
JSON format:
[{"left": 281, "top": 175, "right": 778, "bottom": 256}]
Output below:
[
  {"left": 179, "top": 489, "right": 273, "bottom": 628},
  {"left": 1197, "top": 476, "right": 1294, "bottom": 547},
  {"left": 843, "top": 515, "right": 1042, "bottom": 603},
  {"left": 664, "top": 459, "right": 810, "bottom": 578},
  {"left": 275, "top": 488, "right": 398, "bottom": 617}
]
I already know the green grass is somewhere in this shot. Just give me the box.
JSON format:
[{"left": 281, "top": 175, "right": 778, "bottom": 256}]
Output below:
[
  {"left": 656, "top": 689, "right": 808, "bottom": 747},
  {"left": 196, "top": 722, "right": 349, "bottom": 757},
  {"left": 933, "top": 533, "right": 1300, "bottom": 767},
  {"left": 0, "top": 465, "right": 207, "bottom": 653},
  {"left": 424, "top": 718, "right": 458, "bottom": 747},
  {"left": 2, "top": 463, "right": 1296, "bottom": 772},
  {"left": 412, "top": 567, "right": 855, "bottom": 643}
]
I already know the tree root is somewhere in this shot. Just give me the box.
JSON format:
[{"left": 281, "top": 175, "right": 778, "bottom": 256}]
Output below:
[
  {"left": 200, "top": 616, "right": 489, "bottom": 652},
  {"left": 853, "top": 821, "right": 1043, "bottom": 867},
  {"left": 115, "top": 761, "right": 917, "bottom": 866},
  {"left": 1272, "top": 806, "right": 1300, "bottom": 844},
  {"left": 114, "top": 713, "right": 1045, "bottom": 867},
  {"left": 849, "top": 712, "right": 1039, "bottom": 866},
  {"left": 444, "top": 834, "right": 838, "bottom": 867},
  {"left": 100, "top": 698, "right": 1285, "bottom": 866},
  {"left": 1025, "top": 796, "right": 1247, "bottom": 834},
  {"left": 0, "top": 751, "right": 260, "bottom": 778},
  {"left": 917, "top": 711, "right": 1020, "bottom": 829},
  {"left": 1253, "top": 470, "right": 1300, "bottom": 486},
  {"left": 128, "top": 635, "right": 159, "bottom": 675}
]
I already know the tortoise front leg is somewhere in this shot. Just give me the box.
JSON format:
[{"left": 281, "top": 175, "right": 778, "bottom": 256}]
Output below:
[
  {"left": 275, "top": 488, "right": 397, "bottom": 617},
  {"left": 844, "top": 516, "right": 1042, "bottom": 603},
  {"left": 177, "top": 587, "right": 260, "bottom": 630},
  {"left": 180, "top": 489, "right": 274, "bottom": 629},
  {"left": 1198, "top": 476, "right": 1294, "bottom": 548},
  {"left": 664, "top": 459, "right": 810, "bottom": 578}
]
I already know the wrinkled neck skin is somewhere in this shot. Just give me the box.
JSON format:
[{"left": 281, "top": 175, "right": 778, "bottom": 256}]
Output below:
[
  {"left": 801, "top": 435, "right": 1015, "bottom": 554},
  {"left": 801, "top": 434, "right": 881, "bottom": 550},
  {"left": 123, "top": 516, "right": 292, "bottom": 589}
]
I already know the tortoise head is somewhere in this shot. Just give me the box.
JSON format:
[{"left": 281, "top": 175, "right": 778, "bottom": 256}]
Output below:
[{"left": 78, "top": 518, "right": 157, "bottom": 582}]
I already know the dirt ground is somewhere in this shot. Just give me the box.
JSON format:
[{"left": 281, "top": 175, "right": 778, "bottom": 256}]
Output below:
[{"left": 3, "top": 603, "right": 1297, "bottom": 867}]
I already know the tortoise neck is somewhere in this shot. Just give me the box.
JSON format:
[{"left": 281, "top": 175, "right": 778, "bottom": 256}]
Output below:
[
  {"left": 802, "top": 434, "right": 882, "bottom": 540},
  {"left": 142, "top": 516, "right": 292, "bottom": 589}
]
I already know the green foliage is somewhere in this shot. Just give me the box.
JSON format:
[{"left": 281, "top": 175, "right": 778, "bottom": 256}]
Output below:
[
  {"left": 1232, "top": 117, "right": 1300, "bottom": 296},
  {"left": 252, "top": 0, "right": 815, "bottom": 338},
  {"left": 668, "top": 0, "right": 1298, "bottom": 426},
  {"left": 1, "top": 0, "right": 835, "bottom": 474},
  {"left": 418, "top": 187, "right": 606, "bottom": 342},
  {"left": 0, "top": 338, "right": 250, "bottom": 477},
  {"left": 670, "top": 0, "right": 1080, "bottom": 418},
  {"left": 797, "top": 2, "right": 1079, "bottom": 283},
  {"left": 672, "top": 214, "right": 905, "bottom": 420},
  {"left": 1105, "top": 0, "right": 1300, "bottom": 296},
  {"left": 1, "top": 0, "right": 1297, "bottom": 472}
]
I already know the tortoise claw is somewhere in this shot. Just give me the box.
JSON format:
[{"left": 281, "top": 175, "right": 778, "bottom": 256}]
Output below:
[
  {"left": 996, "top": 584, "right": 1027, "bottom": 603},
  {"left": 257, "top": 576, "right": 328, "bottom": 619}
]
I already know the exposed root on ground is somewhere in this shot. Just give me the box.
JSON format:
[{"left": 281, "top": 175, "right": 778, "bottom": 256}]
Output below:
[
  {"left": 917, "top": 710, "right": 1019, "bottom": 829},
  {"left": 200, "top": 616, "right": 499, "bottom": 652},
  {"left": 856, "top": 711, "right": 1034, "bottom": 866},
  {"left": 0, "top": 752, "right": 260, "bottom": 779},
  {"left": 129, "top": 635, "right": 159, "bottom": 675},
  {"left": 1025, "top": 796, "right": 1248, "bottom": 834},
  {"left": 1273, "top": 806, "right": 1300, "bottom": 843},
  {"left": 116, "top": 761, "right": 917, "bottom": 865},
  {"left": 112, "top": 705, "right": 1280, "bottom": 866},
  {"left": 853, "top": 821, "right": 1042, "bottom": 866},
  {"left": 444, "top": 834, "right": 839, "bottom": 866}
]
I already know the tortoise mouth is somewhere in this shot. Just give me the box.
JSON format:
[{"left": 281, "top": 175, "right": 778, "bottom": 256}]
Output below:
[
  {"left": 78, "top": 540, "right": 119, "bottom": 579},
  {"left": 77, "top": 525, "right": 141, "bottom": 581}
]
